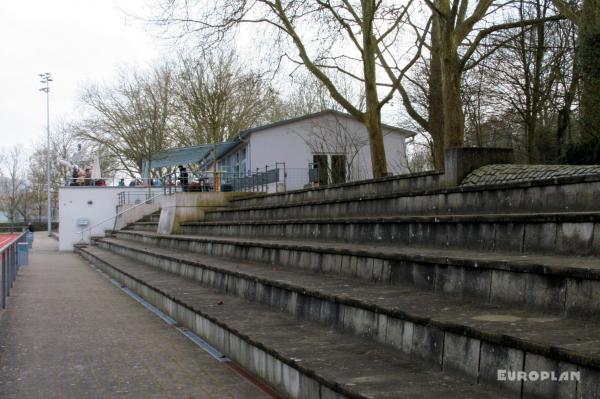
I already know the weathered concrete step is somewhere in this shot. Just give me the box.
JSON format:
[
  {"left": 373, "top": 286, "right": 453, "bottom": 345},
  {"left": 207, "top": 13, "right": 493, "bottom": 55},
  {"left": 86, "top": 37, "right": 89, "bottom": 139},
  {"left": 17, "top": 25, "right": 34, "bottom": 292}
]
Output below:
[
  {"left": 207, "top": 178, "right": 600, "bottom": 222},
  {"left": 125, "top": 222, "right": 158, "bottom": 232},
  {"left": 78, "top": 245, "right": 513, "bottom": 399},
  {"left": 112, "top": 230, "right": 600, "bottom": 319},
  {"left": 233, "top": 170, "right": 446, "bottom": 209},
  {"left": 230, "top": 172, "right": 600, "bottom": 210},
  {"left": 182, "top": 212, "right": 600, "bottom": 256},
  {"left": 94, "top": 235, "right": 600, "bottom": 389},
  {"left": 138, "top": 213, "right": 161, "bottom": 223}
]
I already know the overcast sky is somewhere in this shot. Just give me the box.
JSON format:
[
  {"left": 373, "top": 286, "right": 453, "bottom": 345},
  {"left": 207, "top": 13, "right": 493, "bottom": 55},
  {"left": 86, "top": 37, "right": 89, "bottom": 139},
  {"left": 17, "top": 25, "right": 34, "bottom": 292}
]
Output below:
[{"left": 0, "top": 1, "right": 161, "bottom": 150}]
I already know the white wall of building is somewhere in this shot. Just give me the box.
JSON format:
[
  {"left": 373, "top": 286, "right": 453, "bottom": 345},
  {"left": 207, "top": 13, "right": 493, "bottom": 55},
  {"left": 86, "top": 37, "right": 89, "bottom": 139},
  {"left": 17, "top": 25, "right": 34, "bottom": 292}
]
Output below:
[
  {"left": 248, "top": 113, "right": 410, "bottom": 189},
  {"left": 354, "top": 130, "right": 409, "bottom": 179},
  {"left": 58, "top": 187, "right": 162, "bottom": 251},
  {"left": 209, "top": 112, "right": 412, "bottom": 192},
  {"left": 249, "top": 121, "right": 314, "bottom": 190}
]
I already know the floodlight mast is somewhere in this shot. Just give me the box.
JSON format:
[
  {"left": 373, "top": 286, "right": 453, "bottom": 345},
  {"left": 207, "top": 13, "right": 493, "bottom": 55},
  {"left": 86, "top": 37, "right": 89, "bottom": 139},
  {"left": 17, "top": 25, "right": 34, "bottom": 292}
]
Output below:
[{"left": 39, "top": 72, "right": 52, "bottom": 237}]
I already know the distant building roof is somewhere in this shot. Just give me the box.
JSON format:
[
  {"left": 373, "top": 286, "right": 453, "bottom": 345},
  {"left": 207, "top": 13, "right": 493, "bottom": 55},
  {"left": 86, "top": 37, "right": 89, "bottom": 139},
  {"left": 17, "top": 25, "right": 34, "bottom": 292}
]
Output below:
[
  {"left": 147, "top": 141, "right": 240, "bottom": 169},
  {"left": 237, "top": 109, "right": 416, "bottom": 140}
]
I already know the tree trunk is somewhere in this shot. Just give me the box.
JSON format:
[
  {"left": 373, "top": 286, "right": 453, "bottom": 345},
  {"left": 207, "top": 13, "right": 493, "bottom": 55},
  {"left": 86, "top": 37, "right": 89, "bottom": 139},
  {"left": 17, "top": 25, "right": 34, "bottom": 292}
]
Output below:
[
  {"left": 527, "top": 0, "right": 546, "bottom": 164},
  {"left": 362, "top": 0, "right": 387, "bottom": 178},
  {"left": 443, "top": 71, "right": 464, "bottom": 148},
  {"left": 557, "top": 58, "right": 579, "bottom": 159},
  {"left": 441, "top": 37, "right": 465, "bottom": 149},
  {"left": 580, "top": 0, "right": 600, "bottom": 141},
  {"left": 429, "top": 13, "right": 445, "bottom": 169},
  {"left": 364, "top": 110, "right": 387, "bottom": 178}
]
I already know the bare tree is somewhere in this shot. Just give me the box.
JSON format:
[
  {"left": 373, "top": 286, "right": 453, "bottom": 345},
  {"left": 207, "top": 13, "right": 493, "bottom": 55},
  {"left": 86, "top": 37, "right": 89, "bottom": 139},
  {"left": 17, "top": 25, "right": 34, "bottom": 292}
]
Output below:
[
  {"left": 482, "top": 0, "right": 578, "bottom": 163},
  {"left": 78, "top": 64, "right": 175, "bottom": 178},
  {"left": 153, "top": 0, "right": 426, "bottom": 178},
  {"left": 394, "top": 1, "right": 564, "bottom": 167},
  {"left": 0, "top": 146, "right": 28, "bottom": 222},
  {"left": 298, "top": 115, "right": 370, "bottom": 182},
  {"left": 174, "top": 50, "right": 280, "bottom": 147},
  {"left": 552, "top": 0, "right": 599, "bottom": 144},
  {"left": 281, "top": 71, "right": 362, "bottom": 117}
]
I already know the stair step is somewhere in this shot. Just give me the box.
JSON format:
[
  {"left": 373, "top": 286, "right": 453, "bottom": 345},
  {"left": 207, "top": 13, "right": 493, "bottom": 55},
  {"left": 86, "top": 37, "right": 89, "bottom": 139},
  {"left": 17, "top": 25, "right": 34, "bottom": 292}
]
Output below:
[
  {"left": 94, "top": 236, "right": 600, "bottom": 397},
  {"left": 112, "top": 229, "right": 600, "bottom": 319},
  {"left": 181, "top": 212, "right": 600, "bottom": 256},
  {"left": 78, "top": 244, "right": 515, "bottom": 399},
  {"left": 229, "top": 170, "right": 600, "bottom": 210},
  {"left": 231, "top": 170, "right": 446, "bottom": 209},
  {"left": 125, "top": 221, "right": 158, "bottom": 232},
  {"left": 138, "top": 214, "right": 161, "bottom": 223},
  {"left": 206, "top": 179, "right": 600, "bottom": 222}
]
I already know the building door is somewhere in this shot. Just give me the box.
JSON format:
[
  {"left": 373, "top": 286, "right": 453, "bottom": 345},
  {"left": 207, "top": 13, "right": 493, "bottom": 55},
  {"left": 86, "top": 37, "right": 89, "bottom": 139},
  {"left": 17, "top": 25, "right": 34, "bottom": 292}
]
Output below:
[
  {"left": 312, "top": 154, "right": 347, "bottom": 185},
  {"left": 331, "top": 154, "right": 346, "bottom": 184}
]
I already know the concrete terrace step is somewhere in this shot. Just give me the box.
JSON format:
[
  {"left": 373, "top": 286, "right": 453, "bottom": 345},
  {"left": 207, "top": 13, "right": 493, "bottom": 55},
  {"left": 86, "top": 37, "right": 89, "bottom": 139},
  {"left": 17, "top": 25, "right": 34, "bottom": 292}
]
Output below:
[
  {"left": 111, "top": 229, "right": 600, "bottom": 318},
  {"left": 206, "top": 178, "right": 600, "bottom": 222},
  {"left": 229, "top": 172, "right": 600, "bottom": 210},
  {"left": 87, "top": 239, "right": 598, "bottom": 398},
  {"left": 138, "top": 213, "right": 161, "bottom": 223},
  {"left": 181, "top": 212, "right": 600, "bottom": 256},
  {"left": 232, "top": 170, "right": 446, "bottom": 209},
  {"left": 126, "top": 221, "right": 158, "bottom": 232},
  {"left": 78, "top": 244, "right": 513, "bottom": 399}
]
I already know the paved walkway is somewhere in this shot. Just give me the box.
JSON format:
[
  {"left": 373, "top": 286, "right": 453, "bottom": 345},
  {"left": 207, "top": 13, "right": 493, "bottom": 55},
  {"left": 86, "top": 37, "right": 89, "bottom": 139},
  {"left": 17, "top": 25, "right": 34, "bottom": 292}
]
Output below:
[{"left": 0, "top": 233, "right": 268, "bottom": 399}]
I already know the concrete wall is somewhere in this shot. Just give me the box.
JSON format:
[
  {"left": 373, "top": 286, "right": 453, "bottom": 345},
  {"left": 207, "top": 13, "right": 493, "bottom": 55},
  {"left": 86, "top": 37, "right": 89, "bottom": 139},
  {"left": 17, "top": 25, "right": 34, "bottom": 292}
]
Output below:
[
  {"left": 157, "top": 191, "right": 253, "bottom": 234},
  {"left": 58, "top": 187, "right": 162, "bottom": 251}
]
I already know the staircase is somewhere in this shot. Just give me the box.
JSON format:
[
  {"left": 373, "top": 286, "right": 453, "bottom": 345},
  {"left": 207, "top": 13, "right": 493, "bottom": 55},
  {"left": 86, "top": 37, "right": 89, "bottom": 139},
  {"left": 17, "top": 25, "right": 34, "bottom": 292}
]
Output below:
[
  {"left": 125, "top": 210, "right": 160, "bottom": 232},
  {"left": 77, "top": 166, "right": 600, "bottom": 399}
]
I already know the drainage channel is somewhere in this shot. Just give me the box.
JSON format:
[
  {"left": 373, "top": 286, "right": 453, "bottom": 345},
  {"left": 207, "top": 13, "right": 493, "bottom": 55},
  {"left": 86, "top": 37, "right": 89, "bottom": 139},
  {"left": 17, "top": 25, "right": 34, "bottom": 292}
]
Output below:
[{"left": 91, "top": 265, "right": 284, "bottom": 399}]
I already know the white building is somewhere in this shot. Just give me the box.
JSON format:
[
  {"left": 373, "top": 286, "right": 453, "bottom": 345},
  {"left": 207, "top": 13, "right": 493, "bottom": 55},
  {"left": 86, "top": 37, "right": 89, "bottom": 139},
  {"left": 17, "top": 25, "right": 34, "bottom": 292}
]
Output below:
[
  {"left": 204, "top": 110, "right": 415, "bottom": 190},
  {"left": 58, "top": 187, "right": 163, "bottom": 251}
]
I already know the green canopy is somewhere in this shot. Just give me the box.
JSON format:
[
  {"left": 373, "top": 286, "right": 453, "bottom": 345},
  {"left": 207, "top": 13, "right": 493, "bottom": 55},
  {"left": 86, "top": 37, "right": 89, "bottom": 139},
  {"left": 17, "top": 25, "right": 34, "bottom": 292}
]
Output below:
[{"left": 142, "top": 140, "right": 240, "bottom": 179}]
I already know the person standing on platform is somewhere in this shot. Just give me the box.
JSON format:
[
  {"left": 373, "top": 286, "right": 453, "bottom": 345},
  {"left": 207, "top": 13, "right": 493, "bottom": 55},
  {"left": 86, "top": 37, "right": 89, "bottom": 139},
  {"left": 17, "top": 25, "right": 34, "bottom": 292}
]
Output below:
[{"left": 178, "top": 165, "right": 189, "bottom": 192}]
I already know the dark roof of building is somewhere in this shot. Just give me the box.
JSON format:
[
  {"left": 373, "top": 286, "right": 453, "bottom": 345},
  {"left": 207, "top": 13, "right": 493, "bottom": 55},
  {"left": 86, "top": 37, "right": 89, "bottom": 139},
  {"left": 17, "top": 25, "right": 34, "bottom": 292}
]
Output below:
[
  {"left": 148, "top": 140, "right": 240, "bottom": 169},
  {"left": 237, "top": 109, "right": 416, "bottom": 140}
]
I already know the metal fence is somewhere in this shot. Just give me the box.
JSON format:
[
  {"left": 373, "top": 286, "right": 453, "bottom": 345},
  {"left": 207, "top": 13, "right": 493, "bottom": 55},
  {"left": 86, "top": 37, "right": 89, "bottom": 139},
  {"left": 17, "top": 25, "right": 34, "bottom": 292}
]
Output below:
[
  {"left": 0, "top": 232, "right": 26, "bottom": 309},
  {"left": 64, "top": 177, "right": 159, "bottom": 187},
  {"left": 117, "top": 190, "right": 162, "bottom": 206},
  {"left": 63, "top": 164, "right": 322, "bottom": 194},
  {"left": 160, "top": 165, "right": 320, "bottom": 194}
]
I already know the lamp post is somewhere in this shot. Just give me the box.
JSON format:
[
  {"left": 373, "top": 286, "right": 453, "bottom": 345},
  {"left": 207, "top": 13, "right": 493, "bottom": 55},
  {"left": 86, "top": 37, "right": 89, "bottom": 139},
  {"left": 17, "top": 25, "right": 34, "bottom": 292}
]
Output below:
[{"left": 39, "top": 72, "right": 52, "bottom": 237}]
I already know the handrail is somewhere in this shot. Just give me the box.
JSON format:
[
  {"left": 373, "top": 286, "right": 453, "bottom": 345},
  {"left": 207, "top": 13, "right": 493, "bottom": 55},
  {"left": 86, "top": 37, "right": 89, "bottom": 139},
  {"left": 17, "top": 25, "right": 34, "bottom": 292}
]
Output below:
[{"left": 75, "top": 192, "right": 165, "bottom": 243}]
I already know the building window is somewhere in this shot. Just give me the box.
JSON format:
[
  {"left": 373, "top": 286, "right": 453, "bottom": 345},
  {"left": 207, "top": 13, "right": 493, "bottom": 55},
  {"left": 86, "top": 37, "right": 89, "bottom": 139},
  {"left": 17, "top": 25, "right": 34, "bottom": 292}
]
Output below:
[
  {"left": 331, "top": 154, "right": 346, "bottom": 184},
  {"left": 312, "top": 154, "right": 347, "bottom": 185},
  {"left": 313, "top": 154, "right": 329, "bottom": 185}
]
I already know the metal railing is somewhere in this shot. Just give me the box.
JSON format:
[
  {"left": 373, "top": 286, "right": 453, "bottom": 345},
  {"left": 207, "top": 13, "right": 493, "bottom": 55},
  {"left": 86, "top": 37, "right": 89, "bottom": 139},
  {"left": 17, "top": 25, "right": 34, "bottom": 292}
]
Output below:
[
  {"left": 117, "top": 189, "right": 162, "bottom": 207},
  {"left": 64, "top": 177, "right": 163, "bottom": 188},
  {"left": 62, "top": 165, "right": 321, "bottom": 193},
  {"left": 75, "top": 192, "right": 165, "bottom": 244},
  {"left": 1, "top": 232, "right": 26, "bottom": 309},
  {"left": 158, "top": 164, "right": 320, "bottom": 194}
]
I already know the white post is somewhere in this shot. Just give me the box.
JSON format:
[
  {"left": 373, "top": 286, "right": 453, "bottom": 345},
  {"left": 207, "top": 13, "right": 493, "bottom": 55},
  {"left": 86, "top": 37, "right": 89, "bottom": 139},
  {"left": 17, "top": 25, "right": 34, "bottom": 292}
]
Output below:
[{"left": 39, "top": 73, "right": 53, "bottom": 236}]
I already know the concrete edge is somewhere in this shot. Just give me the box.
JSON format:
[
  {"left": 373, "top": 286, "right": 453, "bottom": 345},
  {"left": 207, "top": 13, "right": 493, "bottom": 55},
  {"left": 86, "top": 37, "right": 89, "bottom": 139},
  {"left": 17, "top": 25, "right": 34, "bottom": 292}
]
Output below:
[
  {"left": 228, "top": 173, "right": 600, "bottom": 210},
  {"left": 112, "top": 230, "right": 600, "bottom": 281},
  {"left": 181, "top": 212, "right": 600, "bottom": 226},
  {"left": 77, "top": 246, "right": 363, "bottom": 399},
  {"left": 92, "top": 237, "right": 600, "bottom": 372}
]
